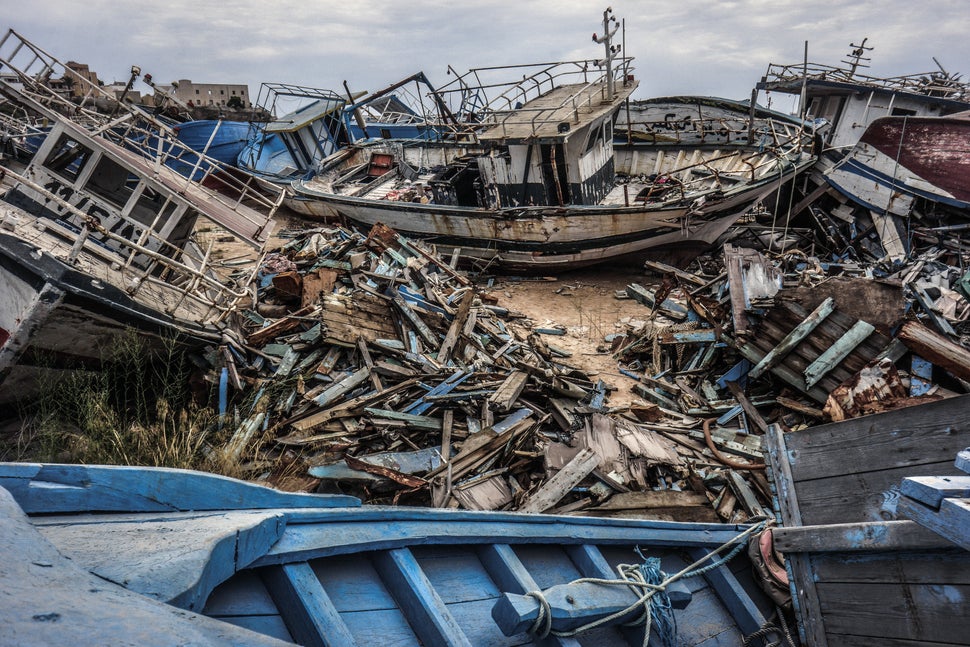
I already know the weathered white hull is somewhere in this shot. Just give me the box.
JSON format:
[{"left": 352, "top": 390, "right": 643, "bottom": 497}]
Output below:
[
  {"left": 0, "top": 218, "right": 220, "bottom": 404},
  {"left": 288, "top": 160, "right": 809, "bottom": 271}
]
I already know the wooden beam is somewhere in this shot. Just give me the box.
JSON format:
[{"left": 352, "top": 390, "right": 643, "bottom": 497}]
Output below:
[
  {"left": 372, "top": 548, "right": 472, "bottom": 647},
  {"left": 260, "top": 562, "right": 357, "bottom": 647},
  {"left": 803, "top": 320, "right": 874, "bottom": 388},
  {"left": 519, "top": 449, "right": 600, "bottom": 514},
  {"left": 771, "top": 520, "right": 953, "bottom": 553},
  {"left": 748, "top": 296, "right": 835, "bottom": 380},
  {"left": 897, "top": 320, "right": 970, "bottom": 383}
]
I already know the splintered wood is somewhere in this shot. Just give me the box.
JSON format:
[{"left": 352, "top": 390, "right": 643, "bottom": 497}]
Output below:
[{"left": 210, "top": 199, "right": 970, "bottom": 524}]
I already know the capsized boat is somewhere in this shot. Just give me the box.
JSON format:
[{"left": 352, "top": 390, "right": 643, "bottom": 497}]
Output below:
[
  {"left": 0, "top": 29, "right": 282, "bottom": 401},
  {"left": 825, "top": 111, "right": 970, "bottom": 215},
  {"left": 0, "top": 461, "right": 794, "bottom": 646},
  {"left": 289, "top": 12, "right": 814, "bottom": 272}
]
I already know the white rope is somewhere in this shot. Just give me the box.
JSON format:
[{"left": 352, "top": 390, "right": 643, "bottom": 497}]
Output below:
[{"left": 524, "top": 521, "right": 767, "bottom": 643}]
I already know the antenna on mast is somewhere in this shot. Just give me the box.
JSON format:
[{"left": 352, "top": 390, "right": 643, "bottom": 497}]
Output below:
[{"left": 592, "top": 7, "right": 621, "bottom": 97}]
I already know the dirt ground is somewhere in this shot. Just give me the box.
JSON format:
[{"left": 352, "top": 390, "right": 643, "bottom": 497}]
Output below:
[{"left": 486, "top": 269, "right": 656, "bottom": 408}]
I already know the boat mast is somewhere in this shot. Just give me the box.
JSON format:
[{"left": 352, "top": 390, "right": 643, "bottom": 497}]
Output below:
[{"left": 593, "top": 7, "right": 621, "bottom": 97}]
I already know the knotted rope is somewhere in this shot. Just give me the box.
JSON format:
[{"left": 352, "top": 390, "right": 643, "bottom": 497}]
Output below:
[{"left": 524, "top": 520, "right": 768, "bottom": 645}]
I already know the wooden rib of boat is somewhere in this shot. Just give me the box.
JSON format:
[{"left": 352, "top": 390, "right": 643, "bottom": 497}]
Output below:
[
  {"left": 825, "top": 112, "right": 970, "bottom": 215},
  {"left": 0, "top": 461, "right": 790, "bottom": 647},
  {"left": 288, "top": 13, "right": 814, "bottom": 272},
  {"left": 0, "top": 29, "right": 281, "bottom": 402},
  {"left": 765, "top": 394, "right": 970, "bottom": 646}
]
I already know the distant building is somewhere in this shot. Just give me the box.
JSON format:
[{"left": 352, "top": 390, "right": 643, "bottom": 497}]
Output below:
[
  {"left": 170, "top": 79, "right": 250, "bottom": 109},
  {"left": 103, "top": 82, "right": 142, "bottom": 104},
  {"left": 59, "top": 61, "right": 101, "bottom": 98}
]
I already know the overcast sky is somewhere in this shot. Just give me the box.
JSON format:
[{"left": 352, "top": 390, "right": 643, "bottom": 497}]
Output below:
[{"left": 5, "top": 0, "right": 968, "bottom": 113}]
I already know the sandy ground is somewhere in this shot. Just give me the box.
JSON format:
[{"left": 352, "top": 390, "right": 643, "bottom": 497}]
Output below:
[{"left": 485, "top": 270, "right": 656, "bottom": 407}]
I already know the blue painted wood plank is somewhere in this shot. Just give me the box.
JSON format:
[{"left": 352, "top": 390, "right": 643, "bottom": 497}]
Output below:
[
  {"left": 685, "top": 548, "right": 767, "bottom": 636},
  {"left": 0, "top": 486, "right": 291, "bottom": 647},
  {"left": 34, "top": 510, "right": 285, "bottom": 611},
  {"left": 203, "top": 570, "right": 282, "bottom": 616},
  {"left": 0, "top": 462, "right": 359, "bottom": 513},
  {"left": 410, "top": 547, "right": 500, "bottom": 604},
  {"left": 260, "top": 562, "right": 358, "bottom": 647},
  {"left": 478, "top": 544, "right": 582, "bottom": 647},
  {"left": 492, "top": 579, "right": 648, "bottom": 636},
  {"left": 372, "top": 547, "right": 473, "bottom": 647},
  {"left": 254, "top": 510, "right": 757, "bottom": 566},
  {"left": 308, "top": 556, "right": 399, "bottom": 613},
  {"left": 900, "top": 475, "right": 970, "bottom": 508}
]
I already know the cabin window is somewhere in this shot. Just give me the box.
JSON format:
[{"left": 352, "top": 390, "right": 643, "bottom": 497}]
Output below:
[
  {"left": 891, "top": 107, "right": 918, "bottom": 117},
  {"left": 86, "top": 154, "right": 138, "bottom": 209},
  {"left": 585, "top": 122, "right": 605, "bottom": 153},
  {"left": 43, "top": 134, "right": 92, "bottom": 181}
]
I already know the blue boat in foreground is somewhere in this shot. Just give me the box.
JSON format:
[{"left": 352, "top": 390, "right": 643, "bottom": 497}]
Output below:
[{"left": 1, "top": 462, "right": 789, "bottom": 646}]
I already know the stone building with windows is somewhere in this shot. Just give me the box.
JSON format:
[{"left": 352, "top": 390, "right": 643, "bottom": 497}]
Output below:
[{"left": 170, "top": 79, "right": 250, "bottom": 109}]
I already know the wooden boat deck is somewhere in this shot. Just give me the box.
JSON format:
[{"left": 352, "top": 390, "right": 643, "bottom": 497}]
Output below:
[
  {"left": 479, "top": 81, "right": 637, "bottom": 143},
  {"left": 0, "top": 204, "right": 237, "bottom": 328},
  {"left": 1, "top": 462, "right": 781, "bottom": 647}
]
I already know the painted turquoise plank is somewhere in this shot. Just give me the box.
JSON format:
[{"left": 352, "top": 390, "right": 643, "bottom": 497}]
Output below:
[
  {"left": 373, "top": 548, "right": 473, "bottom": 647},
  {"left": 260, "top": 562, "right": 358, "bottom": 647},
  {"left": 0, "top": 486, "right": 290, "bottom": 647},
  {"left": 255, "top": 511, "right": 756, "bottom": 566},
  {"left": 685, "top": 548, "right": 767, "bottom": 636},
  {"left": 34, "top": 510, "right": 285, "bottom": 611},
  {"left": 0, "top": 463, "right": 359, "bottom": 513}
]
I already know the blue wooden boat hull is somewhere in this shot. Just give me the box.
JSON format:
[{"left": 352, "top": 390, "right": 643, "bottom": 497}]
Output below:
[{"left": 0, "top": 463, "right": 786, "bottom": 646}]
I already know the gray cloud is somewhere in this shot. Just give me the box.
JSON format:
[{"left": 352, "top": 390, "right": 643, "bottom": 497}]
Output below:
[{"left": 5, "top": 0, "right": 967, "bottom": 110}]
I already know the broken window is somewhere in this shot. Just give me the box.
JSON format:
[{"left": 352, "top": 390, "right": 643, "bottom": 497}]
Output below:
[{"left": 43, "top": 133, "right": 92, "bottom": 181}]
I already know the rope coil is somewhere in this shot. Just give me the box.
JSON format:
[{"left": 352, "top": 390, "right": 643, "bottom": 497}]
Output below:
[{"left": 524, "top": 521, "right": 768, "bottom": 645}]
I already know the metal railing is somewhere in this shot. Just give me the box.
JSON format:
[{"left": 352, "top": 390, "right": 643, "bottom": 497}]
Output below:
[{"left": 762, "top": 61, "right": 969, "bottom": 101}]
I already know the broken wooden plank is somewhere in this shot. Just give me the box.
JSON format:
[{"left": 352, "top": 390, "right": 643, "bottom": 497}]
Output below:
[
  {"left": 247, "top": 306, "right": 315, "bottom": 347},
  {"left": 487, "top": 370, "right": 529, "bottom": 413},
  {"left": 803, "top": 320, "right": 875, "bottom": 388},
  {"left": 748, "top": 297, "right": 835, "bottom": 380},
  {"left": 519, "top": 448, "right": 600, "bottom": 513},
  {"left": 897, "top": 319, "right": 970, "bottom": 383},
  {"left": 438, "top": 289, "right": 474, "bottom": 363}
]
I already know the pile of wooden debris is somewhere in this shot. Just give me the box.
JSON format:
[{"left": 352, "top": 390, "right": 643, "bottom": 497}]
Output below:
[{"left": 209, "top": 213, "right": 970, "bottom": 524}]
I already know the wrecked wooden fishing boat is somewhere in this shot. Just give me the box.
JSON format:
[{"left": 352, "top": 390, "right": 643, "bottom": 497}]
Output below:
[
  {"left": 289, "top": 11, "right": 814, "bottom": 272},
  {"left": 0, "top": 29, "right": 282, "bottom": 401},
  {"left": 765, "top": 394, "right": 970, "bottom": 646},
  {"left": 825, "top": 111, "right": 970, "bottom": 216},
  {"left": 758, "top": 38, "right": 970, "bottom": 175},
  {"left": 1, "top": 461, "right": 793, "bottom": 646}
]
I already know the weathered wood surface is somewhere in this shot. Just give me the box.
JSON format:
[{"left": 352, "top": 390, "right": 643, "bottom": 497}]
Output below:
[
  {"left": 0, "top": 486, "right": 291, "bottom": 647},
  {"left": 897, "top": 452, "right": 970, "bottom": 551},
  {"left": 2, "top": 458, "right": 777, "bottom": 647},
  {"left": 0, "top": 462, "right": 359, "bottom": 514},
  {"left": 33, "top": 510, "right": 286, "bottom": 611},
  {"left": 897, "top": 319, "right": 970, "bottom": 382},
  {"left": 765, "top": 397, "right": 970, "bottom": 647}
]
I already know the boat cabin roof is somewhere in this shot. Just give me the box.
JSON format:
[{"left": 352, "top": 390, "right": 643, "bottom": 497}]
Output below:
[
  {"left": 264, "top": 96, "right": 350, "bottom": 133},
  {"left": 478, "top": 80, "right": 638, "bottom": 144}
]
